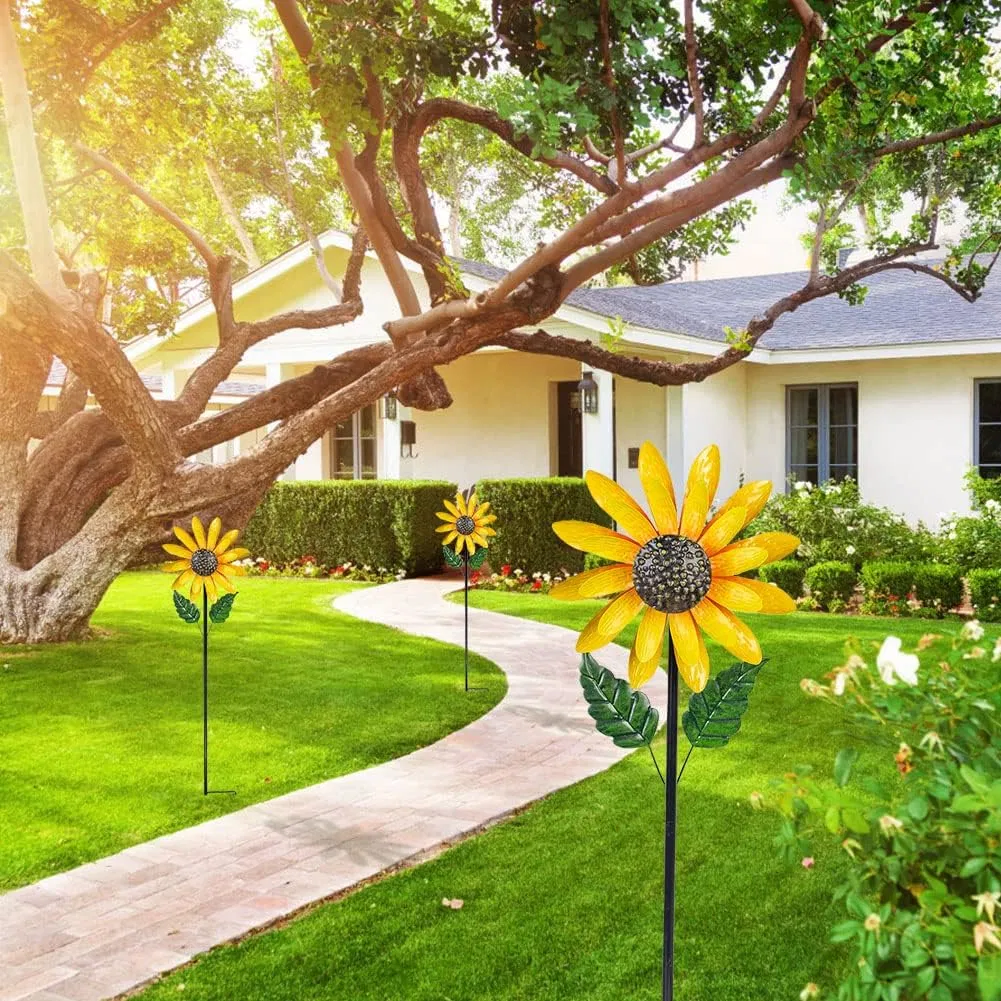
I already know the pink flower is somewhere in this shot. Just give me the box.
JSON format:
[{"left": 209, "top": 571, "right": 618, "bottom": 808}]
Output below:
[{"left": 801, "top": 856, "right": 815, "bottom": 869}]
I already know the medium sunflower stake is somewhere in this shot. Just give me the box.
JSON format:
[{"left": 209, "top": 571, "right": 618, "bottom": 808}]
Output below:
[
  {"left": 163, "top": 517, "right": 250, "bottom": 796},
  {"left": 435, "top": 488, "right": 497, "bottom": 691},
  {"left": 550, "top": 442, "right": 800, "bottom": 1001}
]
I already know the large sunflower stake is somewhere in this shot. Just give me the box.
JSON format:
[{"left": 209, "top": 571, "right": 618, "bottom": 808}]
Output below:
[
  {"left": 163, "top": 516, "right": 249, "bottom": 796},
  {"left": 436, "top": 488, "right": 496, "bottom": 691},
  {"left": 551, "top": 442, "right": 799, "bottom": 1001}
]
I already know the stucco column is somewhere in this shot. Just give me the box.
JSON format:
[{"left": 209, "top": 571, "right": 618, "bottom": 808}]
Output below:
[
  {"left": 581, "top": 367, "right": 615, "bottom": 480},
  {"left": 666, "top": 384, "right": 685, "bottom": 488},
  {"left": 380, "top": 399, "right": 404, "bottom": 481},
  {"left": 266, "top": 363, "right": 298, "bottom": 481}
]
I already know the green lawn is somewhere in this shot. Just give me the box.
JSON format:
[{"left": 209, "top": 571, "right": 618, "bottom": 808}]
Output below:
[
  {"left": 135, "top": 594, "right": 942, "bottom": 1001},
  {"left": 0, "top": 572, "right": 504, "bottom": 891}
]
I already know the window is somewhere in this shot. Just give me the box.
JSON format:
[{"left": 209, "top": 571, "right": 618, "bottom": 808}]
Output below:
[
  {"left": 787, "top": 383, "right": 858, "bottom": 485},
  {"left": 329, "top": 405, "right": 377, "bottom": 479},
  {"left": 976, "top": 380, "right": 1001, "bottom": 479}
]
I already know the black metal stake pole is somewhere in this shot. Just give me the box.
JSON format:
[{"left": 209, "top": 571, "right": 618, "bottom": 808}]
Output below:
[
  {"left": 663, "top": 641, "right": 680, "bottom": 1001},
  {"left": 463, "top": 553, "right": 470, "bottom": 692},
  {"left": 202, "top": 587, "right": 209, "bottom": 796}
]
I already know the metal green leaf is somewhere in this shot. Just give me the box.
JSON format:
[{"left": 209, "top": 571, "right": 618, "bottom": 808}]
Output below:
[
  {"left": 579, "top": 653, "right": 660, "bottom": 748},
  {"left": 468, "top": 547, "right": 488, "bottom": 569},
  {"left": 682, "top": 659, "right": 766, "bottom": 749},
  {"left": 172, "top": 590, "right": 200, "bottom": 624},
  {"left": 442, "top": 544, "right": 464, "bottom": 568},
  {"left": 209, "top": 592, "right": 237, "bottom": 623}
]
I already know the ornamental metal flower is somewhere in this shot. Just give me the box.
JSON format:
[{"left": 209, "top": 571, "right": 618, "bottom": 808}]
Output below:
[
  {"left": 435, "top": 492, "right": 497, "bottom": 556},
  {"left": 551, "top": 441, "right": 800, "bottom": 692},
  {"left": 162, "top": 516, "right": 249, "bottom": 603}
]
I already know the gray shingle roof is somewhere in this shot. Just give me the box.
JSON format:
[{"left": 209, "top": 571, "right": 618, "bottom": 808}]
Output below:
[
  {"left": 458, "top": 257, "right": 1001, "bottom": 351},
  {"left": 46, "top": 361, "right": 261, "bottom": 398}
]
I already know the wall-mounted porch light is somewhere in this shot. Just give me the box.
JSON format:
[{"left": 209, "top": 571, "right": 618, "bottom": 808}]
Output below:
[
  {"left": 381, "top": 391, "right": 398, "bottom": 420},
  {"left": 578, "top": 371, "right": 599, "bottom": 415},
  {"left": 400, "top": 419, "right": 417, "bottom": 458}
]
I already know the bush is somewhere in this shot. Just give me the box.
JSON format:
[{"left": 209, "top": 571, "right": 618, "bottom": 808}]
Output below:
[
  {"left": 805, "top": 561, "right": 857, "bottom": 611},
  {"left": 938, "top": 507, "right": 1001, "bottom": 570},
  {"left": 475, "top": 478, "right": 612, "bottom": 574},
  {"left": 757, "top": 560, "right": 806, "bottom": 598},
  {"left": 584, "top": 552, "right": 614, "bottom": 571},
  {"left": 746, "top": 478, "right": 935, "bottom": 567},
  {"left": 859, "top": 561, "right": 916, "bottom": 615},
  {"left": 243, "top": 480, "right": 457, "bottom": 576},
  {"left": 770, "top": 624, "right": 1001, "bottom": 1001},
  {"left": 911, "top": 563, "right": 963, "bottom": 615},
  {"left": 967, "top": 568, "right": 1001, "bottom": 622},
  {"left": 964, "top": 465, "right": 1001, "bottom": 510}
]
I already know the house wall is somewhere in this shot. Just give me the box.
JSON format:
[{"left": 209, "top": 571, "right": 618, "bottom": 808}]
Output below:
[
  {"left": 746, "top": 354, "right": 998, "bottom": 525},
  {"left": 614, "top": 376, "right": 668, "bottom": 500}
]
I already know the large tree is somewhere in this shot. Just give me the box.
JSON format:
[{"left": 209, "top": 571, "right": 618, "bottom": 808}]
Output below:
[{"left": 1, "top": 0, "right": 1000, "bottom": 644}]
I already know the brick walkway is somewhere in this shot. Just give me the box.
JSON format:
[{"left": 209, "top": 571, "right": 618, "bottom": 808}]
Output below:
[{"left": 0, "top": 578, "right": 666, "bottom": 1001}]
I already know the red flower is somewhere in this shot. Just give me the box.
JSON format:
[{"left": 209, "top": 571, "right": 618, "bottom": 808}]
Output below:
[
  {"left": 501, "top": 564, "right": 512, "bottom": 576},
  {"left": 302, "top": 555, "right": 317, "bottom": 564},
  {"left": 470, "top": 570, "right": 482, "bottom": 585},
  {"left": 259, "top": 561, "right": 270, "bottom": 572},
  {"left": 531, "top": 579, "right": 543, "bottom": 591}
]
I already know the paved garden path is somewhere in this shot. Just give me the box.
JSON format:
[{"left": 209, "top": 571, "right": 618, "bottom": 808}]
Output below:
[{"left": 0, "top": 578, "right": 666, "bottom": 1001}]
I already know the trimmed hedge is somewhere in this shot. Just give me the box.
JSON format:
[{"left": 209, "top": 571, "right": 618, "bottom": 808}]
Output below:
[
  {"left": 968, "top": 569, "right": 1001, "bottom": 622},
  {"left": 476, "top": 478, "right": 612, "bottom": 574},
  {"left": 912, "top": 564, "right": 964, "bottom": 615},
  {"left": 805, "top": 561, "right": 857, "bottom": 611},
  {"left": 860, "top": 562, "right": 915, "bottom": 603},
  {"left": 243, "top": 480, "right": 457, "bottom": 576},
  {"left": 758, "top": 560, "right": 806, "bottom": 599}
]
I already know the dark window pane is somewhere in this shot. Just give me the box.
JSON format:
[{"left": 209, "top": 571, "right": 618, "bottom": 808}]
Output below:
[
  {"left": 980, "top": 424, "right": 1001, "bottom": 465},
  {"left": 829, "top": 386, "right": 857, "bottom": 426},
  {"left": 829, "top": 464, "right": 858, "bottom": 483},
  {"left": 980, "top": 382, "right": 1001, "bottom": 424},
  {"left": 981, "top": 465, "right": 1001, "bottom": 479},
  {"left": 334, "top": 416, "right": 353, "bottom": 439},
  {"left": 360, "top": 438, "right": 376, "bottom": 478},
  {"left": 789, "top": 465, "right": 819, "bottom": 485},
  {"left": 790, "top": 427, "right": 818, "bottom": 467},
  {"left": 332, "top": 437, "right": 354, "bottom": 478},
  {"left": 788, "top": 388, "right": 818, "bottom": 427},
  {"left": 359, "top": 404, "right": 375, "bottom": 436},
  {"left": 830, "top": 425, "right": 856, "bottom": 467}
]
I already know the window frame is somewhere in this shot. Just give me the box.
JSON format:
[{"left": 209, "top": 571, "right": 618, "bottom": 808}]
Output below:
[
  {"left": 975, "top": 378, "right": 1001, "bottom": 479},
  {"left": 785, "top": 382, "right": 859, "bottom": 487},
  {"left": 329, "top": 405, "right": 378, "bottom": 480}
]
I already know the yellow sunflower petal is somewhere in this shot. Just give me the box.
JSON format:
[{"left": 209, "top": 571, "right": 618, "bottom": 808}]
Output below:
[
  {"left": 443, "top": 498, "right": 461, "bottom": 519},
  {"left": 691, "top": 598, "right": 762, "bottom": 664},
  {"left": 206, "top": 517, "right": 222, "bottom": 551},
  {"left": 214, "top": 529, "right": 240, "bottom": 555},
  {"left": 688, "top": 443, "right": 721, "bottom": 511},
  {"left": 471, "top": 532, "right": 488, "bottom": 547},
  {"left": 476, "top": 500, "right": 491, "bottom": 515},
  {"left": 163, "top": 543, "right": 194, "bottom": 560},
  {"left": 668, "top": 609, "right": 700, "bottom": 673},
  {"left": 638, "top": 441, "right": 679, "bottom": 534},
  {"left": 443, "top": 530, "right": 458, "bottom": 545},
  {"left": 212, "top": 571, "right": 236, "bottom": 594},
  {"left": 635, "top": 607, "right": 668, "bottom": 663},
  {"left": 191, "top": 517, "right": 207, "bottom": 549},
  {"left": 742, "top": 531, "right": 801, "bottom": 563},
  {"left": 436, "top": 523, "right": 456, "bottom": 533},
  {"left": 576, "top": 588, "right": 644, "bottom": 653},
  {"left": 481, "top": 526, "right": 497, "bottom": 536},
  {"left": 172, "top": 526, "right": 198, "bottom": 552},
  {"left": 679, "top": 480, "right": 709, "bottom": 540},
  {"left": 698, "top": 506, "right": 747, "bottom": 557},
  {"left": 553, "top": 521, "right": 641, "bottom": 564},
  {"left": 467, "top": 492, "right": 479, "bottom": 513},
  {"left": 476, "top": 514, "right": 498, "bottom": 526},
  {"left": 189, "top": 574, "right": 205, "bottom": 601},
  {"left": 710, "top": 542, "right": 769, "bottom": 577},
  {"left": 161, "top": 559, "right": 191, "bottom": 573},
  {"left": 218, "top": 548, "right": 249, "bottom": 564},
  {"left": 683, "top": 629, "right": 711, "bottom": 693},
  {"left": 711, "top": 576, "right": 797, "bottom": 614},
  {"left": 218, "top": 562, "right": 246, "bottom": 577},
  {"left": 705, "top": 480, "right": 772, "bottom": 534},
  {"left": 628, "top": 639, "right": 661, "bottom": 689},
  {"left": 436, "top": 511, "right": 456, "bottom": 523},
  {"left": 173, "top": 569, "right": 195, "bottom": 592},
  {"left": 584, "top": 470, "right": 656, "bottom": 545},
  {"left": 204, "top": 573, "right": 218, "bottom": 603},
  {"left": 455, "top": 494, "right": 468, "bottom": 516},
  {"left": 549, "top": 563, "right": 633, "bottom": 600}
]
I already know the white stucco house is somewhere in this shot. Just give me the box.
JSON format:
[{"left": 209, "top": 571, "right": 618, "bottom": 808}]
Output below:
[{"left": 116, "top": 230, "right": 1001, "bottom": 526}]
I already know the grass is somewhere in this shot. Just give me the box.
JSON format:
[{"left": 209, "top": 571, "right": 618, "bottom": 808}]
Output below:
[
  {"left": 135, "top": 594, "right": 942, "bottom": 1001},
  {"left": 0, "top": 572, "right": 504, "bottom": 891}
]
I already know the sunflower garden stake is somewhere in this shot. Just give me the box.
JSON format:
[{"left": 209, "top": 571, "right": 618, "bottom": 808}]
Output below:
[
  {"left": 163, "top": 517, "right": 249, "bottom": 796},
  {"left": 551, "top": 442, "right": 799, "bottom": 1001},
  {"left": 436, "top": 488, "right": 496, "bottom": 691}
]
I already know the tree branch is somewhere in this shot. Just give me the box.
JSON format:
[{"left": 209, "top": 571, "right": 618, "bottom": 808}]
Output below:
[
  {"left": 872, "top": 115, "right": 1001, "bottom": 158},
  {"left": 683, "top": 0, "right": 705, "bottom": 145}
]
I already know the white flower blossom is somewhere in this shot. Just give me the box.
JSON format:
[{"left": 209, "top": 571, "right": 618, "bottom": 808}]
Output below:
[
  {"left": 992, "top": 637, "right": 1001, "bottom": 663},
  {"left": 832, "top": 671, "right": 848, "bottom": 696},
  {"left": 876, "top": 637, "right": 919, "bottom": 686},
  {"left": 845, "top": 545, "right": 856, "bottom": 556},
  {"left": 962, "top": 620, "right": 985, "bottom": 642}
]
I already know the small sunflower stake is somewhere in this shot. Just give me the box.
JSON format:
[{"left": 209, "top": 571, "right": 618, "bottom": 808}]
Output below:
[
  {"left": 550, "top": 442, "right": 799, "bottom": 1001},
  {"left": 163, "top": 516, "right": 249, "bottom": 796},
  {"left": 435, "top": 488, "right": 497, "bottom": 691}
]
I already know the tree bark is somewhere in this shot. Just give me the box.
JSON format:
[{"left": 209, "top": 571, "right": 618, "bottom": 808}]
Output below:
[{"left": 205, "top": 160, "right": 262, "bottom": 270}]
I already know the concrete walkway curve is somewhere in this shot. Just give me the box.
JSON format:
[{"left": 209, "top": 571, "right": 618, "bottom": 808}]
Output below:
[{"left": 0, "top": 578, "right": 666, "bottom": 1001}]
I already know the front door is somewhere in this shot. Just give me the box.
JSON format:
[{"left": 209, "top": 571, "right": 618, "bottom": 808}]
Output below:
[{"left": 556, "top": 381, "right": 583, "bottom": 477}]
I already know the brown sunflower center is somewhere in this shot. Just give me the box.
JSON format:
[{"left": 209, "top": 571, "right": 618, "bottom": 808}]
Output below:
[
  {"left": 455, "top": 514, "right": 476, "bottom": 535},
  {"left": 190, "top": 548, "right": 219, "bottom": 577},
  {"left": 632, "top": 535, "right": 712, "bottom": 613}
]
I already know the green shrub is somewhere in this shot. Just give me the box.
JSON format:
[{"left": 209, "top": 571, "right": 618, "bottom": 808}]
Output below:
[
  {"left": 964, "top": 465, "right": 1001, "bottom": 510},
  {"left": 583, "top": 552, "right": 614, "bottom": 571},
  {"left": 859, "top": 561, "right": 916, "bottom": 615},
  {"left": 938, "top": 508, "right": 1001, "bottom": 570},
  {"left": 911, "top": 564, "right": 963, "bottom": 615},
  {"left": 804, "top": 561, "right": 857, "bottom": 611},
  {"left": 757, "top": 560, "right": 806, "bottom": 598},
  {"left": 243, "top": 480, "right": 457, "bottom": 576},
  {"left": 475, "top": 478, "right": 612, "bottom": 574},
  {"left": 967, "top": 568, "right": 1001, "bottom": 622}
]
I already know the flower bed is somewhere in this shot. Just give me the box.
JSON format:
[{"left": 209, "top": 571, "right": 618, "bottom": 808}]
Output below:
[
  {"left": 242, "top": 556, "right": 404, "bottom": 584},
  {"left": 467, "top": 563, "right": 573, "bottom": 593}
]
